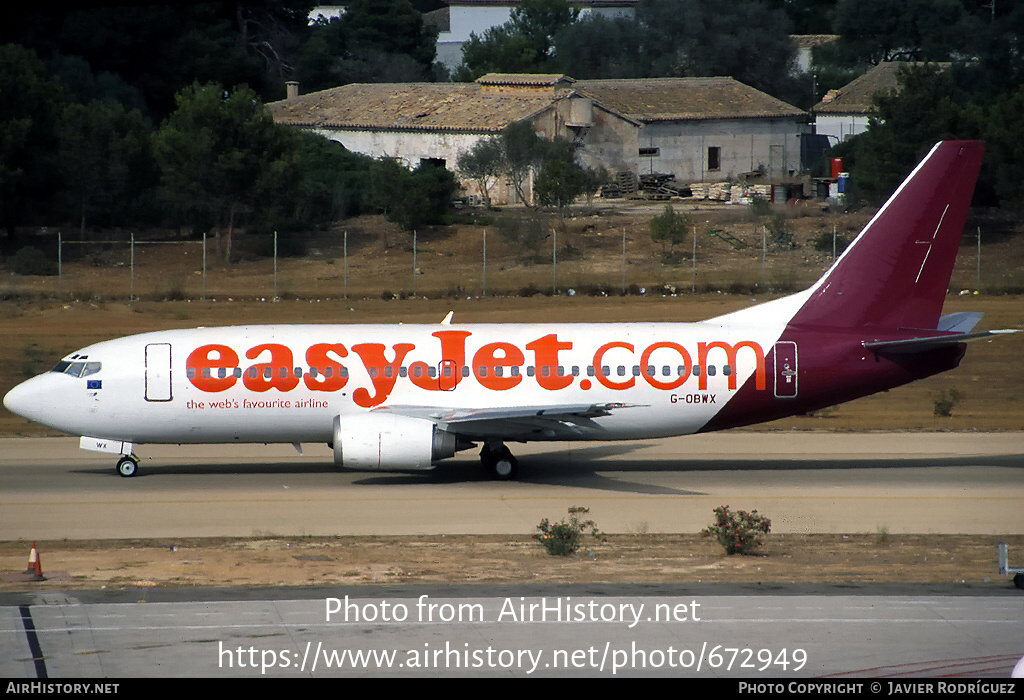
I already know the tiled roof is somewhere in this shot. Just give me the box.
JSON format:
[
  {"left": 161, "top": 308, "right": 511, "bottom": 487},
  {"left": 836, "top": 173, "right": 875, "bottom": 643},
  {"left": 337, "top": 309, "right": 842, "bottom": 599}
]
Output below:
[
  {"left": 423, "top": 6, "right": 449, "bottom": 33},
  {"left": 574, "top": 77, "right": 806, "bottom": 122},
  {"left": 477, "top": 73, "right": 574, "bottom": 86},
  {"left": 813, "top": 61, "right": 949, "bottom": 114},
  {"left": 268, "top": 82, "right": 561, "bottom": 133},
  {"left": 792, "top": 34, "right": 839, "bottom": 50},
  {"left": 268, "top": 74, "right": 806, "bottom": 132}
]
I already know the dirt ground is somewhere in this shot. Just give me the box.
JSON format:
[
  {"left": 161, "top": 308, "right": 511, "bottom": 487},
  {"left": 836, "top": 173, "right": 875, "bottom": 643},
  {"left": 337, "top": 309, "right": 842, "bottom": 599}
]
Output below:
[
  {"left": 3, "top": 534, "right": 1023, "bottom": 591},
  {"left": 1, "top": 200, "right": 1022, "bottom": 592}
]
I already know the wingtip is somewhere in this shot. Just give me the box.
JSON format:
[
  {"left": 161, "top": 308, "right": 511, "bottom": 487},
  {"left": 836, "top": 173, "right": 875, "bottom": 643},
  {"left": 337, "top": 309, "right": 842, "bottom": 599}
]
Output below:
[{"left": 441, "top": 311, "right": 454, "bottom": 325}]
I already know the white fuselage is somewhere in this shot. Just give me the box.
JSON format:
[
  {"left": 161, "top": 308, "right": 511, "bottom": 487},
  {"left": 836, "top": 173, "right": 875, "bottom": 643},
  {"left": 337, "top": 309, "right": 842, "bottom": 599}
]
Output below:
[{"left": 9, "top": 319, "right": 789, "bottom": 446}]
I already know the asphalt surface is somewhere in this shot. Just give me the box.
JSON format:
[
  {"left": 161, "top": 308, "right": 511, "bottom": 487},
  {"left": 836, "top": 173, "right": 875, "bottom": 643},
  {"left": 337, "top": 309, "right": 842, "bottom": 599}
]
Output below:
[
  {"left": 1, "top": 432, "right": 1022, "bottom": 538},
  {"left": 2, "top": 432, "right": 1023, "bottom": 678}
]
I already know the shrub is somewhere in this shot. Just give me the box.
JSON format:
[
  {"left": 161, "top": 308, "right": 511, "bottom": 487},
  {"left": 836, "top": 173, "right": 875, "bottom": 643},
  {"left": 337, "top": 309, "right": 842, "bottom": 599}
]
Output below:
[
  {"left": 812, "top": 230, "right": 851, "bottom": 254},
  {"left": 701, "top": 505, "right": 771, "bottom": 555},
  {"left": 534, "top": 506, "right": 603, "bottom": 556},
  {"left": 9, "top": 246, "right": 58, "bottom": 276},
  {"left": 933, "top": 388, "right": 964, "bottom": 417}
]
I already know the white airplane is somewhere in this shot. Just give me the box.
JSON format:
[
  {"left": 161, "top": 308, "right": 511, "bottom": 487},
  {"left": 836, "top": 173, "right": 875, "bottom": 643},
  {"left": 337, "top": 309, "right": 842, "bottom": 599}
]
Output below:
[{"left": 3, "top": 141, "right": 1014, "bottom": 479}]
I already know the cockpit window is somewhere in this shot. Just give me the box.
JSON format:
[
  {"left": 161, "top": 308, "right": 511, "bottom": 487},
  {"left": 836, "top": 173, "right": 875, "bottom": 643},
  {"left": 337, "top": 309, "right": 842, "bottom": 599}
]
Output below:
[{"left": 51, "top": 361, "right": 101, "bottom": 377}]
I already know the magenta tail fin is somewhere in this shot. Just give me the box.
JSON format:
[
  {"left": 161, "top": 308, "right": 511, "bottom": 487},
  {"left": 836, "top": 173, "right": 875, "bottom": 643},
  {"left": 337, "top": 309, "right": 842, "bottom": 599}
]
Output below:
[{"left": 792, "top": 141, "right": 985, "bottom": 330}]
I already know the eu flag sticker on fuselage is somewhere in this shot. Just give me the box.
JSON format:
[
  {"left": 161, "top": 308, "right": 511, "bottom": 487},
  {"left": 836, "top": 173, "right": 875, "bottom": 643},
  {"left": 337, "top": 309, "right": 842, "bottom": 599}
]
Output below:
[{"left": 87, "top": 380, "right": 102, "bottom": 390}]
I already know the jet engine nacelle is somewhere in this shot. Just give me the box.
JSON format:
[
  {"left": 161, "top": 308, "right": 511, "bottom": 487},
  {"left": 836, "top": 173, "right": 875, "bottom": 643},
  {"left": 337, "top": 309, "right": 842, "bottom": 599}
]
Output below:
[{"left": 332, "top": 413, "right": 457, "bottom": 470}]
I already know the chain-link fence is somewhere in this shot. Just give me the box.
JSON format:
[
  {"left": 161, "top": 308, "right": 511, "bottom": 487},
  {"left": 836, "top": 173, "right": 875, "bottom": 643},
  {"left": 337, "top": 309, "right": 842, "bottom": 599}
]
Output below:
[{"left": 1, "top": 218, "right": 1016, "bottom": 302}]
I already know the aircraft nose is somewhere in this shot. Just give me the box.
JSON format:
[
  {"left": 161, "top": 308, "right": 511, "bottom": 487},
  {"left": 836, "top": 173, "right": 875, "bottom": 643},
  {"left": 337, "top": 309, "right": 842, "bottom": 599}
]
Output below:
[
  {"left": 3, "top": 375, "right": 61, "bottom": 426},
  {"left": 3, "top": 380, "right": 32, "bottom": 417}
]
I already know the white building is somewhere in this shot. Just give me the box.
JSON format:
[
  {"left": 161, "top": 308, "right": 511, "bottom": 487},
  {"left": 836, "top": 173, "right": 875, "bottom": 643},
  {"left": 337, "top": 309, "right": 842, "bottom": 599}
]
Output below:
[
  {"left": 268, "top": 73, "right": 640, "bottom": 205},
  {"left": 575, "top": 77, "right": 809, "bottom": 181},
  {"left": 268, "top": 73, "right": 810, "bottom": 204},
  {"left": 812, "top": 62, "right": 947, "bottom": 145}
]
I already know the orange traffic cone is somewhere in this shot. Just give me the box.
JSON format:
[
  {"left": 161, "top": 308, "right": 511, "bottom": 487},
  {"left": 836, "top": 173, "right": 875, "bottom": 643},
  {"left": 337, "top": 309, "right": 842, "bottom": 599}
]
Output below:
[{"left": 25, "top": 542, "right": 43, "bottom": 580}]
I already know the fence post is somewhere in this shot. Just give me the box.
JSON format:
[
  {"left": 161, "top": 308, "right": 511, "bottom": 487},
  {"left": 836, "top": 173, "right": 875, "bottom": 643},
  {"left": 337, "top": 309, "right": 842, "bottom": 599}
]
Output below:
[
  {"left": 343, "top": 230, "right": 348, "bottom": 300},
  {"left": 273, "top": 230, "right": 278, "bottom": 300},
  {"left": 130, "top": 233, "right": 135, "bottom": 301},
  {"left": 482, "top": 229, "right": 487, "bottom": 297},
  {"left": 692, "top": 225, "right": 697, "bottom": 293},
  {"left": 202, "top": 232, "right": 207, "bottom": 301},
  {"left": 58, "top": 232, "right": 62, "bottom": 298},
  {"left": 551, "top": 227, "right": 557, "bottom": 295},
  {"left": 621, "top": 228, "right": 626, "bottom": 295}
]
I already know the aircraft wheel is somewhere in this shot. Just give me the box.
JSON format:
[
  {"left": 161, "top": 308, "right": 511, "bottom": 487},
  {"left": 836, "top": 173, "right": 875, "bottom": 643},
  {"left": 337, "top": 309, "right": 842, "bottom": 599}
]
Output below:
[
  {"left": 116, "top": 456, "right": 138, "bottom": 478},
  {"left": 1014, "top": 573, "right": 1024, "bottom": 590},
  {"left": 481, "top": 444, "right": 518, "bottom": 480}
]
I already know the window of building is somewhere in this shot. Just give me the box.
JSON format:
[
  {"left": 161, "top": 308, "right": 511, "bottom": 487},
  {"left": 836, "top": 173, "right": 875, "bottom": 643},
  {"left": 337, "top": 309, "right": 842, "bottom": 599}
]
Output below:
[{"left": 708, "top": 146, "right": 721, "bottom": 171}]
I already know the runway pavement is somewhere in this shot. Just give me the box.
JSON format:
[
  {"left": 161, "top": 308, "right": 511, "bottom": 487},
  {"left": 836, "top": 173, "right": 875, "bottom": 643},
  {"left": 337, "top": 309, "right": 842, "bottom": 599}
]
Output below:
[
  {"left": 1, "top": 432, "right": 1022, "bottom": 539},
  {"left": 3, "top": 433, "right": 1023, "bottom": 680},
  {"left": 2, "top": 584, "right": 1022, "bottom": 678}
]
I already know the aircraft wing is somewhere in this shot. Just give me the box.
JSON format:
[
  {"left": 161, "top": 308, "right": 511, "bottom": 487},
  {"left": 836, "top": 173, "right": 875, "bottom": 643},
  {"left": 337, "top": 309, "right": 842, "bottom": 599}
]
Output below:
[{"left": 379, "top": 402, "right": 645, "bottom": 440}]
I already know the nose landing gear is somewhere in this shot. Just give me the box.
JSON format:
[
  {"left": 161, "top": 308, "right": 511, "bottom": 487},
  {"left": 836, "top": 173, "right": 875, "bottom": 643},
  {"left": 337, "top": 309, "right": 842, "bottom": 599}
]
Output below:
[{"left": 116, "top": 455, "right": 139, "bottom": 477}]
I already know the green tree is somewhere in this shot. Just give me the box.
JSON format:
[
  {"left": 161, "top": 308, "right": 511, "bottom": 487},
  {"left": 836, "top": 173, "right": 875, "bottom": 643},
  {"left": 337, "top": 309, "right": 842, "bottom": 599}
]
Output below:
[
  {"left": 457, "top": 26, "right": 540, "bottom": 80},
  {"left": 0, "top": 44, "right": 65, "bottom": 239},
  {"left": 153, "top": 83, "right": 300, "bottom": 262},
  {"left": 508, "top": 0, "right": 579, "bottom": 65},
  {"left": 552, "top": 14, "right": 642, "bottom": 79},
  {"left": 57, "top": 100, "right": 156, "bottom": 234},
  {"left": 832, "top": 0, "right": 982, "bottom": 65},
  {"left": 551, "top": 0, "right": 797, "bottom": 98},
  {"left": 343, "top": 0, "right": 438, "bottom": 66},
  {"left": 501, "top": 121, "right": 548, "bottom": 206},
  {"left": 458, "top": 0, "right": 578, "bottom": 79},
  {"left": 457, "top": 137, "right": 505, "bottom": 207},
  {"left": 534, "top": 139, "right": 591, "bottom": 219},
  {"left": 850, "top": 65, "right": 982, "bottom": 202},
  {"left": 984, "top": 86, "right": 1024, "bottom": 213},
  {"left": 290, "top": 131, "right": 376, "bottom": 224},
  {"left": 368, "top": 158, "right": 458, "bottom": 231},
  {"left": 649, "top": 204, "right": 691, "bottom": 260}
]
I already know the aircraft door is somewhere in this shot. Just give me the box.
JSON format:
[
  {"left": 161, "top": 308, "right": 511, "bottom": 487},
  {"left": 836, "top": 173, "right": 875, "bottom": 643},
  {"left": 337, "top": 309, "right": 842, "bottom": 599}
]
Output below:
[
  {"left": 145, "top": 343, "right": 173, "bottom": 402},
  {"left": 773, "top": 341, "right": 798, "bottom": 398},
  {"left": 439, "top": 360, "right": 458, "bottom": 391}
]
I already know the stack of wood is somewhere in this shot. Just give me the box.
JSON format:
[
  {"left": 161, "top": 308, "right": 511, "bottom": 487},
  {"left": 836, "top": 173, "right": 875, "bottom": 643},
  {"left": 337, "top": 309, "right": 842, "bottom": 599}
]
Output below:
[
  {"left": 599, "top": 171, "right": 640, "bottom": 198},
  {"left": 747, "top": 184, "right": 772, "bottom": 199}
]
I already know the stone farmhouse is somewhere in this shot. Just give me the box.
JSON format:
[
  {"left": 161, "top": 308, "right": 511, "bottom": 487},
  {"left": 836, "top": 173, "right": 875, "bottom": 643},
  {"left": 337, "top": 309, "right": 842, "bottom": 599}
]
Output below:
[{"left": 268, "top": 73, "right": 810, "bottom": 204}]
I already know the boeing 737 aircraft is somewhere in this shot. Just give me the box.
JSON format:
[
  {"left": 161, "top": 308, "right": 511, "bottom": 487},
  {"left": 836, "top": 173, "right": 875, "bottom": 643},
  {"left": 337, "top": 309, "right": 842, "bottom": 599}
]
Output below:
[{"left": 3, "top": 141, "right": 1014, "bottom": 479}]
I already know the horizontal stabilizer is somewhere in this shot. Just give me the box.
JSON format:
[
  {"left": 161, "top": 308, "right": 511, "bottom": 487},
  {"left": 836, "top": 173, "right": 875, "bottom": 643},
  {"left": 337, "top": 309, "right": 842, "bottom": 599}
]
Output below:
[
  {"left": 937, "top": 312, "right": 985, "bottom": 333},
  {"left": 864, "top": 329, "right": 1018, "bottom": 354}
]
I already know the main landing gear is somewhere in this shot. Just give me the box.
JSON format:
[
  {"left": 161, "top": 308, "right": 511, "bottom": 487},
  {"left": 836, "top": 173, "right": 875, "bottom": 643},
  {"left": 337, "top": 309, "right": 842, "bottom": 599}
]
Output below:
[
  {"left": 116, "top": 455, "right": 139, "bottom": 478},
  {"left": 480, "top": 442, "right": 518, "bottom": 480}
]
